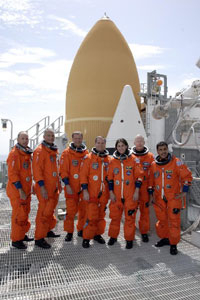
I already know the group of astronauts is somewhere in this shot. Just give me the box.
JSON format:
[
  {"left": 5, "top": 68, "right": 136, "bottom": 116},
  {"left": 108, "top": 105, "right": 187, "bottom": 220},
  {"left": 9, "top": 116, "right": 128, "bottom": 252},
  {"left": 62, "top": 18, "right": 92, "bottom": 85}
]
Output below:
[{"left": 6, "top": 128, "right": 193, "bottom": 256}]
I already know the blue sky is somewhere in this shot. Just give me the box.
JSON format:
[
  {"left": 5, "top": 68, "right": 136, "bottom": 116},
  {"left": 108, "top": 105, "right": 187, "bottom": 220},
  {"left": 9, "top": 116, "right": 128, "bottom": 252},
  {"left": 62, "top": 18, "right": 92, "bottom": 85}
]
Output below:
[{"left": 0, "top": 0, "right": 199, "bottom": 155}]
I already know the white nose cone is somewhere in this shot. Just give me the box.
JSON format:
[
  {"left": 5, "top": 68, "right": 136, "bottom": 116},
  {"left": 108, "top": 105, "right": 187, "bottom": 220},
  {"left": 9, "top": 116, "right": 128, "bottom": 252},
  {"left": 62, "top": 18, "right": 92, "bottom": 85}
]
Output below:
[{"left": 106, "top": 85, "right": 147, "bottom": 148}]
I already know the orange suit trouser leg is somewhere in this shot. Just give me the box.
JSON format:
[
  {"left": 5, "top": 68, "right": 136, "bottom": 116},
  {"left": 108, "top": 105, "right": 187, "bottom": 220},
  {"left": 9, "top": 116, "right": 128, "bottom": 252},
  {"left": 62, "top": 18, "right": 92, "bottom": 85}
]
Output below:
[
  {"left": 35, "top": 192, "right": 58, "bottom": 240},
  {"left": 138, "top": 187, "right": 150, "bottom": 234},
  {"left": 96, "top": 201, "right": 107, "bottom": 236},
  {"left": 153, "top": 199, "right": 169, "bottom": 240},
  {"left": 108, "top": 202, "right": 123, "bottom": 239},
  {"left": 10, "top": 196, "right": 31, "bottom": 242},
  {"left": 83, "top": 202, "right": 99, "bottom": 240},
  {"left": 77, "top": 199, "right": 87, "bottom": 232},
  {"left": 64, "top": 194, "right": 78, "bottom": 233},
  {"left": 167, "top": 198, "right": 182, "bottom": 245},
  {"left": 124, "top": 201, "right": 137, "bottom": 241}
]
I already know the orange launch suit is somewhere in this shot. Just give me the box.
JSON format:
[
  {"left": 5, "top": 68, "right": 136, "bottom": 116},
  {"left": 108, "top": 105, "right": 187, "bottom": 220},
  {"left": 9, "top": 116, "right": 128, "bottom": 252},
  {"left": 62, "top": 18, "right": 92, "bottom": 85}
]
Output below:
[
  {"left": 132, "top": 146, "right": 154, "bottom": 234},
  {"left": 108, "top": 151, "right": 144, "bottom": 241},
  {"left": 148, "top": 154, "right": 192, "bottom": 245},
  {"left": 80, "top": 148, "right": 110, "bottom": 240},
  {"left": 59, "top": 143, "right": 88, "bottom": 234},
  {"left": 6, "top": 144, "right": 32, "bottom": 242},
  {"left": 32, "top": 141, "right": 60, "bottom": 240}
]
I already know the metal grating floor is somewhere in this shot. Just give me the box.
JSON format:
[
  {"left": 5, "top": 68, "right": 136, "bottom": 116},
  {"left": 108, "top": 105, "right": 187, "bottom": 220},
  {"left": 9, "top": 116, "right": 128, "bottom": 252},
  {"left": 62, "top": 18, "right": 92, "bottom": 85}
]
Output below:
[{"left": 1, "top": 190, "right": 200, "bottom": 300}]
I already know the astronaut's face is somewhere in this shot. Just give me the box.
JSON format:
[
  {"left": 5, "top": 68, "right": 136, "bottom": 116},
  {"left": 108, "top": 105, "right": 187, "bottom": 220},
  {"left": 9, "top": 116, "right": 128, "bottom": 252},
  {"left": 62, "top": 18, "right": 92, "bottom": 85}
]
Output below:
[
  {"left": 17, "top": 133, "right": 29, "bottom": 148},
  {"left": 117, "top": 142, "right": 127, "bottom": 155},
  {"left": 157, "top": 145, "right": 168, "bottom": 159},
  {"left": 95, "top": 137, "right": 106, "bottom": 152},
  {"left": 72, "top": 134, "right": 83, "bottom": 147},
  {"left": 134, "top": 136, "right": 145, "bottom": 151}
]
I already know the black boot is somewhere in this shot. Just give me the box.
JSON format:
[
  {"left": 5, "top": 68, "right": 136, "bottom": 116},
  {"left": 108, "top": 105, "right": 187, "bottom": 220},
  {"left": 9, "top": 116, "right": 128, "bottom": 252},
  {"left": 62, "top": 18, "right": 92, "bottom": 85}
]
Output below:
[
  {"left": 65, "top": 233, "right": 73, "bottom": 242},
  {"left": 155, "top": 238, "right": 170, "bottom": 247},
  {"left": 126, "top": 240, "right": 133, "bottom": 249},
  {"left": 35, "top": 238, "right": 51, "bottom": 249},
  {"left": 12, "top": 240, "right": 27, "bottom": 250},
  {"left": 82, "top": 239, "right": 90, "bottom": 248},
  {"left": 170, "top": 245, "right": 178, "bottom": 255},
  {"left": 47, "top": 231, "right": 60, "bottom": 238},
  {"left": 77, "top": 230, "right": 83, "bottom": 237},
  {"left": 94, "top": 235, "right": 105, "bottom": 244},
  {"left": 23, "top": 235, "right": 34, "bottom": 242},
  {"left": 141, "top": 234, "right": 149, "bottom": 243},
  {"left": 108, "top": 237, "right": 117, "bottom": 246}
]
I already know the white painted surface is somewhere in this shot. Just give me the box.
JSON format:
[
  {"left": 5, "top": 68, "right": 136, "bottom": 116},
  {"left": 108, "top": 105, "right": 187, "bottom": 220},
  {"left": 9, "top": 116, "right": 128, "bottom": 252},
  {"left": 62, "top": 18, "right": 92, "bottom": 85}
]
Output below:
[{"left": 106, "top": 85, "right": 147, "bottom": 148}]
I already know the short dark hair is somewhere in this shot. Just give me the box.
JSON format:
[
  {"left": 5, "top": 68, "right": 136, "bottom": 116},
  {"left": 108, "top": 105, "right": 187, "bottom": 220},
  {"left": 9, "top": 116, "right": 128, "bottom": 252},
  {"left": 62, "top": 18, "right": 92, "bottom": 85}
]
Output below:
[
  {"left": 115, "top": 138, "right": 129, "bottom": 149},
  {"left": 72, "top": 131, "right": 83, "bottom": 138},
  {"left": 95, "top": 136, "right": 106, "bottom": 143},
  {"left": 156, "top": 141, "right": 168, "bottom": 150}
]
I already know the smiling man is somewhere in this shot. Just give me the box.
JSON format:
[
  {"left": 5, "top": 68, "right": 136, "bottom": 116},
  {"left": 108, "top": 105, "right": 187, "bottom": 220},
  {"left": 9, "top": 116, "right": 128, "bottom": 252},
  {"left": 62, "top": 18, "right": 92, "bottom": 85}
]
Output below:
[{"left": 148, "top": 141, "right": 193, "bottom": 255}]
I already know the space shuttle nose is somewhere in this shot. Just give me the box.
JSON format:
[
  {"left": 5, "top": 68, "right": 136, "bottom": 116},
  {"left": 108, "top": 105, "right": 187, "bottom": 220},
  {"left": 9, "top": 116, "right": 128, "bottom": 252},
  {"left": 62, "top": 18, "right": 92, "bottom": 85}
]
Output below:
[{"left": 65, "top": 17, "right": 141, "bottom": 149}]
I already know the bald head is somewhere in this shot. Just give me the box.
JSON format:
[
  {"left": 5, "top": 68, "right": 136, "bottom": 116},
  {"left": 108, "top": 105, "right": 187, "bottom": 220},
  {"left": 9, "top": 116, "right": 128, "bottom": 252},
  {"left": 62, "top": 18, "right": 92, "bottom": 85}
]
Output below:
[
  {"left": 43, "top": 128, "right": 55, "bottom": 144},
  {"left": 134, "top": 134, "right": 145, "bottom": 151},
  {"left": 17, "top": 131, "right": 29, "bottom": 148}
]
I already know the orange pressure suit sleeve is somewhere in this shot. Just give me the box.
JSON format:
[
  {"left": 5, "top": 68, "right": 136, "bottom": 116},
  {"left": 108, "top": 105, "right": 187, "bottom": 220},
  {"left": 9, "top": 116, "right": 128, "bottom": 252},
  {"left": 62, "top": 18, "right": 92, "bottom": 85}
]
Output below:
[
  {"left": 32, "top": 148, "right": 45, "bottom": 184},
  {"left": 147, "top": 163, "right": 155, "bottom": 194},
  {"left": 107, "top": 159, "right": 114, "bottom": 190},
  {"left": 175, "top": 159, "right": 193, "bottom": 192},
  {"left": 59, "top": 150, "right": 70, "bottom": 185},
  {"left": 7, "top": 151, "right": 21, "bottom": 184},
  {"left": 80, "top": 155, "right": 90, "bottom": 190}
]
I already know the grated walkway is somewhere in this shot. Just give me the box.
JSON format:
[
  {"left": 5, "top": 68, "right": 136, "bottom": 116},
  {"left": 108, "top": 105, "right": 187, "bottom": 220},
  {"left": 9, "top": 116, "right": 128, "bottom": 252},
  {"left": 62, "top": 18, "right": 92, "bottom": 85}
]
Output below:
[{"left": 0, "top": 190, "right": 200, "bottom": 300}]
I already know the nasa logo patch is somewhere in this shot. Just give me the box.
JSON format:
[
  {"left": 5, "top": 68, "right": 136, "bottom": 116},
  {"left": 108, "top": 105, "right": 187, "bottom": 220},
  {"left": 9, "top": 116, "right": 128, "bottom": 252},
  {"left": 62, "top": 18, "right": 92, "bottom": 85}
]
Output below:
[
  {"left": 115, "top": 180, "right": 120, "bottom": 185},
  {"left": 23, "top": 162, "right": 29, "bottom": 169},
  {"left": 72, "top": 160, "right": 78, "bottom": 166},
  {"left": 143, "top": 162, "right": 150, "bottom": 166},
  {"left": 50, "top": 156, "right": 55, "bottom": 162},
  {"left": 93, "top": 175, "right": 98, "bottom": 181},
  {"left": 154, "top": 171, "right": 160, "bottom": 178},
  {"left": 74, "top": 174, "right": 79, "bottom": 179},
  {"left": 92, "top": 163, "right": 99, "bottom": 169},
  {"left": 113, "top": 168, "right": 119, "bottom": 175},
  {"left": 166, "top": 184, "right": 171, "bottom": 189},
  {"left": 176, "top": 160, "right": 183, "bottom": 166}
]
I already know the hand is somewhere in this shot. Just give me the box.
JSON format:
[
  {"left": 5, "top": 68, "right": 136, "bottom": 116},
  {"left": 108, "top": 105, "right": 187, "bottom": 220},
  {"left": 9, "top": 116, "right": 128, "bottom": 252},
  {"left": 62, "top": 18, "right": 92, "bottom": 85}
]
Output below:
[
  {"left": 149, "top": 195, "right": 154, "bottom": 205},
  {"left": 19, "top": 189, "right": 27, "bottom": 200},
  {"left": 133, "top": 188, "right": 139, "bottom": 202},
  {"left": 40, "top": 186, "right": 48, "bottom": 199},
  {"left": 83, "top": 189, "right": 89, "bottom": 201},
  {"left": 66, "top": 185, "right": 73, "bottom": 195},
  {"left": 110, "top": 191, "right": 116, "bottom": 202},
  {"left": 175, "top": 192, "right": 186, "bottom": 200}
]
